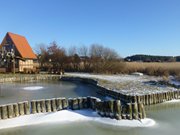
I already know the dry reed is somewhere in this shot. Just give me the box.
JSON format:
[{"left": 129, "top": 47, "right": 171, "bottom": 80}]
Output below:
[{"left": 123, "top": 62, "right": 180, "bottom": 76}]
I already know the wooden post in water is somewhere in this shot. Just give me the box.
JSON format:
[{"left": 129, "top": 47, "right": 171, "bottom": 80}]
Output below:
[
  {"left": 78, "top": 97, "right": 83, "bottom": 109},
  {"left": 82, "top": 97, "right": 88, "bottom": 109},
  {"left": 142, "top": 95, "right": 146, "bottom": 105},
  {"left": 87, "top": 96, "right": 91, "bottom": 108},
  {"left": 113, "top": 100, "right": 121, "bottom": 120},
  {"left": 40, "top": 100, "right": 46, "bottom": 113},
  {"left": 1, "top": 105, "right": 8, "bottom": 119},
  {"left": 132, "top": 103, "right": 138, "bottom": 119},
  {"left": 145, "top": 95, "right": 148, "bottom": 105},
  {"left": 121, "top": 106, "right": 127, "bottom": 120},
  {"left": 7, "top": 104, "right": 14, "bottom": 118},
  {"left": 51, "top": 98, "right": 57, "bottom": 112},
  {"left": 137, "top": 96, "right": 141, "bottom": 103},
  {"left": 101, "top": 101, "right": 105, "bottom": 117},
  {"left": 24, "top": 101, "right": 30, "bottom": 115},
  {"left": 140, "top": 103, "right": 146, "bottom": 119},
  {"left": 13, "top": 103, "right": 19, "bottom": 117},
  {"left": 68, "top": 98, "right": 73, "bottom": 110},
  {"left": 56, "top": 98, "right": 63, "bottom": 111},
  {"left": 18, "top": 102, "right": 25, "bottom": 116},
  {"left": 95, "top": 101, "right": 101, "bottom": 115},
  {"left": 109, "top": 100, "right": 114, "bottom": 118},
  {"left": 31, "top": 100, "right": 37, "bottom": 114},
  {"left": 45, "top": 99, "right": 51, "bottom": 112},
  {"left": 62, "top": 98, "right": 68, "bottom": 109},
  {"left": 148, "top": 95, "right": 152, "bottom": 105},
  {"left": 104, "top": 101, "right": 108, "bottom": 117},
  {"left": 126, "top": 103, "right": 132, "bottom": 120},
  {"left": 36, "top": 100, "right": 41, "bottom": 113},
  {"left": 175, "top": 91, "right": 178, "bottom": 99},
  {"left": 132, "top": 96, "right": 137, "bottom": 103},
  {"left": 137, "top": 103, "right": 143, "bottom": 119},
  {"left": 72, "top": 98, "right": 78, "bottom": 110}
]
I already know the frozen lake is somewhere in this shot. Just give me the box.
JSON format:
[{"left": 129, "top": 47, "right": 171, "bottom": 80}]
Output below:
[
  {"left": 0, "top": 80, "right": 103, "bottom": 105},
  {"left": 0, "top": 101, "right": 180, "bottom": 135},
  {"left": 0, "top": 80, "right": 180, "bottom": 135}
]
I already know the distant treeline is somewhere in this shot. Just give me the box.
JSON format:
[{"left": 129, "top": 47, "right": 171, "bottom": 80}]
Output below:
[
  {"left": 125, "top": 55, "right": 180, "bottom": 62},
  {"left": 36, "top": 42, "right": 124, "bottom": 74},
  {"left": 36, "top": 42, "right": 180, "bottom": 77}
]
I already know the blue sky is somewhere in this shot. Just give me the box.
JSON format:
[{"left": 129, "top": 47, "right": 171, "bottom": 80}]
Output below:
[{"left": 0, "top": 0, "right": 180, "bottom": 57}]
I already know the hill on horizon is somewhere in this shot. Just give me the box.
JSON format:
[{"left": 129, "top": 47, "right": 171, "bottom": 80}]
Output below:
[{"left": 124, "top": 54, "right": 180, "bottom": 62}]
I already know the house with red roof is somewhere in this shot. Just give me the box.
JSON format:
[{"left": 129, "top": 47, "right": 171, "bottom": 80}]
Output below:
[{"left": 0, "top": 32, "right": 38, "bottom": 73}]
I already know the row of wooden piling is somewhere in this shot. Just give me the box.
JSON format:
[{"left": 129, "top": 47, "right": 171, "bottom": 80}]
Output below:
[
  {"left": 0, "top": 101, "right": 30, "bottom": 120},
  {"left": 0, "top": 96, "right": 146, "bottom": 120},
  {"left": 0, "top": 98, "right": 68, "bottom": 120},
  {"left": 30, "top": 98, "right": 68, "bottom": 114},
  {"left": 135, "top": 91, "right": 180, "bottom": 105},
  {"left": 96, "top": 100, "right": 146, "bottom": 120},
  {"left": 96, "top": 84, "right": 180, "bottom": 105},
  {"left": 0, "top": 75, "right": 60, "bottom": 83},
  {"left": 61, "top": 76, "right": 180, "bottom": 106}
]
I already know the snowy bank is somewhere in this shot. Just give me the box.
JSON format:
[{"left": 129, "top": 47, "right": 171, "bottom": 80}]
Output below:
[
  {"left": 65, "top": 73, "right": 178, "bottom": 95},
  {"left": 0, "top": 110, "right": 155, "bottom": 130},
  {"left": 165, "top": 99, "right": 180, "bottom": 103}
]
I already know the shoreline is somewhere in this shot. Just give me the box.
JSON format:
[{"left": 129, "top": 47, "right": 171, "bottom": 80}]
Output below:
[
  {"left": 0, "top": 109, "right": 155, "bottom": 130},
  {"left": 164, "top": 99, "right": 180, "bottom": 103}
]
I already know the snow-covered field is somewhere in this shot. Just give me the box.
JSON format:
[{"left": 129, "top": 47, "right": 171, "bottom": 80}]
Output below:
[
  {"left": 65, "top": 73, "right": 179, "bottom": 95},
  {"left": 0, "top": 109, "right": 155, "bottom": 130}
]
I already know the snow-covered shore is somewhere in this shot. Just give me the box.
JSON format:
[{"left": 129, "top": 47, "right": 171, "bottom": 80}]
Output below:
[
  {"left": 0, "top": 109, "right": 155, "bottom": 130},
  {"left": 65, "top": 73, "right": 178, "bottom": 95}
]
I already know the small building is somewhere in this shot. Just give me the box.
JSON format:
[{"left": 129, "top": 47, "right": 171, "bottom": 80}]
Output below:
[{"left": 0, "top": 32, "right": 38, "bottom": 73}]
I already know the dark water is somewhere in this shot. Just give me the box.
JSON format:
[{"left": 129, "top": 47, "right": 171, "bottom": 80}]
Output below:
[{"left": 0, "top": 81, "right": 180, "bottom": 135}]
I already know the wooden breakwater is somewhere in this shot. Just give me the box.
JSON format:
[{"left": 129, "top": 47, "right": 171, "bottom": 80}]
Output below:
[
  {"left": 60, "top": 76, "right": 180, "bottom": 105},
  {"left": 99, "top": 89, "right": 180, "bottom": 105},
  {"left": 0, "top": 74, "right": 60, "bottom": 83},
  {"left": 0, "top": 97, "right": 146, "bottom": 121}
]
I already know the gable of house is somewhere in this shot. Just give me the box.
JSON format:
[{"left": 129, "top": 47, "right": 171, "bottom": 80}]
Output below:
[{"left": 0, "top": 32, "right": 37, "bottom": 59}]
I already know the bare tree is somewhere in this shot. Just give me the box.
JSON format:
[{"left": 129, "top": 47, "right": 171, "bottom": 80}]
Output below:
[
  {"left": 102, "top": 47, "right": 120, "bottom": 61},
  {"left": 78, "top": 45, "right": 88, "bottom": 57},
  {"left": 37, "top": 44, "right": 49, "bottom": 69},
  {"left": 36, "top": 42, "right": 124, "bottom": 74},
  {"left": 34, "top": 43, "right": 46, "bottom": 55},
  {"left": 47, "top": 41, "right": 67, "bottom": 73},
  {"left": 68, "top": 46, "right": 77, "bottom": 56},
  {"left": 89, "top": 44, "right": 104, "bottom": 58}
]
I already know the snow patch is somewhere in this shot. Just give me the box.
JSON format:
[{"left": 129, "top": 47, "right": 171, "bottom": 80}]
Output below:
[
  {"left": 94, "top": 118, "right": 156, "bottom": 127},
  {"left": 0, "top": 110, "right": 155, "bottom": 130},
  {"left": 23, "top": 86, "right": 44, "bottom": 91},
  {"left": 165, "top": 99, "right": 180, "bottom": 103},
  {"left": 131, "top": 72, "right": 144, "bottom": 76}
]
